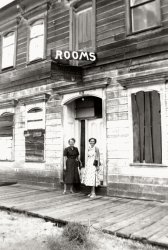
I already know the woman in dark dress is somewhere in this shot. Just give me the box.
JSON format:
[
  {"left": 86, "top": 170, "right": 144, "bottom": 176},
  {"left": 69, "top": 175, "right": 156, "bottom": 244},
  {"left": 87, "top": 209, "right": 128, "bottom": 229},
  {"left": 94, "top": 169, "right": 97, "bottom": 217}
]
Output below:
[{"left": 63, "top": 138, "right": 80, "bottom": 194}]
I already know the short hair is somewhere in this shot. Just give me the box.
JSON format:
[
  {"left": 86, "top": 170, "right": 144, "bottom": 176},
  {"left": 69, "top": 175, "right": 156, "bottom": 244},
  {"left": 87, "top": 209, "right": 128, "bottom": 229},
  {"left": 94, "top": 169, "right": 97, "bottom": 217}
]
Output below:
[
  {"left": 68, "top": 138, "right": 76, "bottom": 143},
  {"left": 89, "top": 138, "right": 97, "bottom": 144}
]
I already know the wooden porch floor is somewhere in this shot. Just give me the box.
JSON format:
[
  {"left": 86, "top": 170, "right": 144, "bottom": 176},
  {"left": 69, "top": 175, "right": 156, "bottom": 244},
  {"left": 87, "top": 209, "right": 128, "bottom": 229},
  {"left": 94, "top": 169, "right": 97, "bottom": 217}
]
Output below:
[{"left": 0, "top": 184, "right": 168, "bottom": 248}]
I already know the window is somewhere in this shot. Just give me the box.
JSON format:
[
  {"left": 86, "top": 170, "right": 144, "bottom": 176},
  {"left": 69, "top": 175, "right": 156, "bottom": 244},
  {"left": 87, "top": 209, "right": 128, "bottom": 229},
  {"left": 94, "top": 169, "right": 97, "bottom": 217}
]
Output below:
[
  {"left": 25, "top": 129, "right": 45, "bottom": 162},
  {"left": 131, "top": 91, "right": 162, "bottom": 164},
  {"left": 2, "top": 31, "right": 15, "bottom": 69},
  {"left": 0, "top": 113, "right": 14, "bottom": 161},
  {"left": 25, "top": 107, "right": 45, "bottom": 162},
  {"left": 128, "top": 0, "right": 161, "bottom": 33},
  {"left": 71, "top": 0, "right": 95, "bottom": 51},
  {"left": 27, "top": 107, "right": 44, "bottom": 130},
  {"left": 29, "top": 19, "right": 45, "bottom": 62}
]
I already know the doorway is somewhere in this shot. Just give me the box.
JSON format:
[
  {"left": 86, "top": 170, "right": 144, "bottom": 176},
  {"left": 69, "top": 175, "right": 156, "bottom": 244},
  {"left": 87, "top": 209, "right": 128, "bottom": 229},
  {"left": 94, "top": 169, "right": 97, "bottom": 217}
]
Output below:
[{"left": 63, "top": 95, "right": 105, "bottom": 184}]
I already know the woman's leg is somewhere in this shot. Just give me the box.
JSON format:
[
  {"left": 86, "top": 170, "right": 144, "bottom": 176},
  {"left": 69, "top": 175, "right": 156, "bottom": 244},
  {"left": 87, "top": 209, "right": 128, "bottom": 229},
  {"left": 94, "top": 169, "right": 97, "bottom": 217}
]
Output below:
[
  {"left": 70, "top": 184, "right": 74, "bottom": 193},
  {"left": 90, "top": 186, "right": 96, "bottom": 197},
  {"left": 91, "top": 186, "right": 95, "bottom": 194},
  {"left": 63, "top": 183, "right": 67, "bottom": 194}
]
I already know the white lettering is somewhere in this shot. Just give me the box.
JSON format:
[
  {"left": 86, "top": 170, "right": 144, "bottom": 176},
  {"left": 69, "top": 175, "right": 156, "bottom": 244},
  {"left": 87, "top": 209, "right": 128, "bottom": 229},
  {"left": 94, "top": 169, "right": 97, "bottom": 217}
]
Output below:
[
  {"left": 72, "top": 51, "right": 79, "bottom": 60},
  {"left": 54, "top": 50, "right": 96, "bottom": 62},
  {"left": 79, "top": 51, "right": 89, "bottom": 61},
  {"left": 89, "top": 52, "right": 96, "bottom": 62},
  {"left": 64, "top": 51, "right": 71, "bottom": 60},
  {"left": 55, "top": 50, "right": 63, "bottom": 60}
]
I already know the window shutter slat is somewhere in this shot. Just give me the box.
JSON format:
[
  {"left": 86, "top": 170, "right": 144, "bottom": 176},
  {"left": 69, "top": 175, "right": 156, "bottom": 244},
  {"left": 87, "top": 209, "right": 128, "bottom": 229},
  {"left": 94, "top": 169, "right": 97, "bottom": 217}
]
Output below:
[
  {"left": 151, "top": 91, "right": 162, "bottom": 164},
  {"left": 136, "top": 91, "right": 145, "bottom": 163},
  {"left": 131, "top": 94, "right": 140, "bottom": 162},
  {"left": 144, "top": 92, "right": 153, "bottom": 163},
  {"left": 76, "top": 8, "right": 92, "bottom": 50}
]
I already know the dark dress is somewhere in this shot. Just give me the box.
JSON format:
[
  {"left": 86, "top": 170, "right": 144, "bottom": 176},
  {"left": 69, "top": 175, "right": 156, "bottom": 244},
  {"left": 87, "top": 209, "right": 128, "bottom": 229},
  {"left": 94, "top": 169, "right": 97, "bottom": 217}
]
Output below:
[{"left": 63, "top": 146, "right": 80, "bottom": 184}]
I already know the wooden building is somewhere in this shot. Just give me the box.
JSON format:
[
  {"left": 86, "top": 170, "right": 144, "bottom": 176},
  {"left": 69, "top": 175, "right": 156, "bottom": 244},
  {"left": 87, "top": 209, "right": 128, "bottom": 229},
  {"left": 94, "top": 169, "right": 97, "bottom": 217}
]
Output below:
[{"left": 0, "top": 0, "right": 168, "bottom": 200}]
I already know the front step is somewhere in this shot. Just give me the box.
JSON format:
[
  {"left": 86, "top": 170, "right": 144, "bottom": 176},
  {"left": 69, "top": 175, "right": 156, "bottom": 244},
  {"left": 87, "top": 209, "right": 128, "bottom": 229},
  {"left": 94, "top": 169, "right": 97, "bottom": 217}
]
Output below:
[{"left": 108, "top": 175, "right": 168, "bottom": 201}]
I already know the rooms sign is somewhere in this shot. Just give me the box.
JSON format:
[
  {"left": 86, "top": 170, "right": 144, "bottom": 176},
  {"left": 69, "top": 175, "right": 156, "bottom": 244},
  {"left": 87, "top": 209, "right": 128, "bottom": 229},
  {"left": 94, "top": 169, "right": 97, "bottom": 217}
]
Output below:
[{"left": 51, "top": 49, "right": 96, "bottom": 62}]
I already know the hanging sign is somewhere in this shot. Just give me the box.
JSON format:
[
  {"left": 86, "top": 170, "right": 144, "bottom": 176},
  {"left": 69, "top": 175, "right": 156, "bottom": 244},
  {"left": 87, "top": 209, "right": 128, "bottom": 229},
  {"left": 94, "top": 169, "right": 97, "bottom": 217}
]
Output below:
[{"left": 51, "top": 49, "right": 96, "bottom": 62}]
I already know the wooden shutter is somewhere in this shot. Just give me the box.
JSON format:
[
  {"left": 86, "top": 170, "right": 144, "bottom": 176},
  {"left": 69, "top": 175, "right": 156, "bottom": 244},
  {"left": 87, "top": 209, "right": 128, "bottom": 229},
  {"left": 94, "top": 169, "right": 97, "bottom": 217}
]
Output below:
[
  {"left": 151, "top": 91, "right": 162, "bottom": 164},
  {"left": 132, "top": 91, "right": 162, "bottom": 164},
  {"left": 25, "top": 129, "right": 44, "bottom": 162},
  {"left": 144, "top": 92, "right": 153, "bottom": 163},
  {"left": 136, "top": 91, "right": 145, "bottom": 163},
  {"left": 76, "top": 8, "right": 92, "bottom": 50},
  {"left": 131, "top": 94, "right": 140, "bottom": 162}
]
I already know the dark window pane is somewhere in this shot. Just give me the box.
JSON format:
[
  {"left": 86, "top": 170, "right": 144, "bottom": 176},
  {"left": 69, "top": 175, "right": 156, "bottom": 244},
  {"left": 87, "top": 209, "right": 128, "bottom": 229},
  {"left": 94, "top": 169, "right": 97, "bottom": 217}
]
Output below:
[
  {"left": 131, "top": 1, "right": 160, "bottom": 32},
  {"left": 25, "top": 130, "right": 44, "bottom": 162}
]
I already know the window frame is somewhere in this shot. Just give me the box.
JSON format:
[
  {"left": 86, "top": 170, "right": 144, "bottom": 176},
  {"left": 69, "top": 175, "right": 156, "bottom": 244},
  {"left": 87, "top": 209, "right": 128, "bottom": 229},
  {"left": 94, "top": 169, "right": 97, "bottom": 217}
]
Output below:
[
  {"left": 70, "top": 0, "right": 96, "bottom": 52},
  {"left": 27, "top": 15, "right": 47, "bottom": 65},
  {"left": 0, "top": 112, "right": 15, "bottom": 162},
  {"left": 24, "top": 129, "right": 45, "bottom": 163},
  {"left": 0, "top": 30, "right": 17, "bottom": 72},
  {"left": 127, "top": 84, "right": 167, "bottom": 167},
  {"left": 25, "top": 103, "right": 46, "bottom": 163},
  {"left": 126, "top": 0, "right": 162, "bottom": 35}
]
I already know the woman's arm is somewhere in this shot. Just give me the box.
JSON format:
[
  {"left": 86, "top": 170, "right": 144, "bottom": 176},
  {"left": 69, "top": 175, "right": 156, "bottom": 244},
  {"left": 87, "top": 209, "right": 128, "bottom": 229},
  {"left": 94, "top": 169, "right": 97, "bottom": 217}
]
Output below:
[
  {"left": 95, "top": 147, "right": 100, "bottom": 167},
  {"left": 63, "top": 156, "right": 67, "bottom": 170},
  {"left": 76, "top": 148, "right": 82, "bottom": 168}
]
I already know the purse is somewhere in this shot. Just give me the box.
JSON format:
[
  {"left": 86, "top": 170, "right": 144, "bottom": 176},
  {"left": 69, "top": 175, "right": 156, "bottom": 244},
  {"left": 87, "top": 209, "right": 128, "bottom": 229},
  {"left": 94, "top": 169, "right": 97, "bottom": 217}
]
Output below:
[
  {"left": 78, "top": 160, "right": 83, "bottom": 169},
  {"left": 93, "top": 159, "right": 98, "bottom": 167}
]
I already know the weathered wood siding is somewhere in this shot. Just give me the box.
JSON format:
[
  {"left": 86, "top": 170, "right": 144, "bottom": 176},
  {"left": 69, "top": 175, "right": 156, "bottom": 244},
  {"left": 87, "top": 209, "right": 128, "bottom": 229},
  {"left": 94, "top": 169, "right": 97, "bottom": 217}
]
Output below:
[
  {"left": 1, "top": 0, "right": 168, "bottom": 88},
  {"left": 96, "top": 0, "right": 168, "bottom": 65},
  {"left": 47, "top": 1, "right": 69, "bottom": 53},
  {"left": 1, "top": 0, "right": 168, "bottom": 190}
]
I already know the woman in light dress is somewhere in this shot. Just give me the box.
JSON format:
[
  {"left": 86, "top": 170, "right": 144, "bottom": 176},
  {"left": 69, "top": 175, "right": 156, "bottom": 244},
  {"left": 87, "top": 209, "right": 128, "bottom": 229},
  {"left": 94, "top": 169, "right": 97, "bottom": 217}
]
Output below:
[{"left": 82, "top": 138, "right": 100, "bottom": 198}]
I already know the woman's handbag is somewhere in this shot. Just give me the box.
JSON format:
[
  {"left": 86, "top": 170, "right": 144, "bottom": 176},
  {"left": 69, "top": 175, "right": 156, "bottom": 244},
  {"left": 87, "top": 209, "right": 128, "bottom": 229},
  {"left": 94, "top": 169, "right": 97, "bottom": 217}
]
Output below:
[
  {"left": 93, "top": 159, "right": 98, "bottom": 167},
  {"left": 78, "top": 160, "right": 82, "bottom": 169}
]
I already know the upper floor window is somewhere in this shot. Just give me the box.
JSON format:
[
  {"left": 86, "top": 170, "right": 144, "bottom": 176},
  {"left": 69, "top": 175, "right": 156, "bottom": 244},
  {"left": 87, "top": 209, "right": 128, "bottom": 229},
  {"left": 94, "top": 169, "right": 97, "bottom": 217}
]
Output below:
[
  {"left": 2, "top": 31, "right": 15, "bottom": 69},
  {"left": 71, "top": 0, "right": 96, "bottom": 51},
  {"left": 29, "top": 19, "right": 45, "bottom": 62},
  {"left": 128, "top": 0, "right": 161, "bottom": 33}
]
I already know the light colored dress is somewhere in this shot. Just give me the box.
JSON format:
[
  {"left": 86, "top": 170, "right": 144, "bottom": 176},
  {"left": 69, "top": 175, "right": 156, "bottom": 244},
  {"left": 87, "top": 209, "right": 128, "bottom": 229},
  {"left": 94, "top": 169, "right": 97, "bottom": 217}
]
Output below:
[{"left": 82, "top": 145, "right": 100, "bottom": 187}]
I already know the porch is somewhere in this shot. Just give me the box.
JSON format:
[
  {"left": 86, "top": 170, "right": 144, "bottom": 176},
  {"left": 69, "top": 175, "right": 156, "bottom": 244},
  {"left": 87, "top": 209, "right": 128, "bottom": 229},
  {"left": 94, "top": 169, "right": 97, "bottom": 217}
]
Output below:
[{"left": 0, "top": 184, "right": 168, "bottom": 248}]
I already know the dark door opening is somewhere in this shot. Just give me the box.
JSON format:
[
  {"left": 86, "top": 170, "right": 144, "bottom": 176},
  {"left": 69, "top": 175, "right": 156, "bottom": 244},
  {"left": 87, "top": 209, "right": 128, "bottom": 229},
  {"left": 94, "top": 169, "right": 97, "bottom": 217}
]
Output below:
[
  {"left": 74, "top": 96, "right": 102, "bottom": 167},
  {"left": 80, "top": 120, "right": 85, "bottom": 167}
]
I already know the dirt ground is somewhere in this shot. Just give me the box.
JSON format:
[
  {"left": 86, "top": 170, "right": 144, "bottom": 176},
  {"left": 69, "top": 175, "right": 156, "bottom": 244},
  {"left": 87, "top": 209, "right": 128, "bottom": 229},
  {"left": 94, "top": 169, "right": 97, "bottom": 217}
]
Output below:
[
  {"left": 0, "top": 210, "right": 165, "bottom": 250},
  {"left": 0, "top": 210, "right": 62, "bottom": 250}
]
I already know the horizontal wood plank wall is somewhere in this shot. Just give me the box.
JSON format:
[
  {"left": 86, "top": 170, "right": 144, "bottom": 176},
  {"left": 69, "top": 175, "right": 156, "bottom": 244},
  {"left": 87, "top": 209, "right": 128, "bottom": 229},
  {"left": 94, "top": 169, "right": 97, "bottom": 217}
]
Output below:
[
  {"left": 0, "top": 0, "right": 168, "bottom": 91},
  {"left": 47, "top": 1, "right": 69, "bottom": 54},
  {"left": 96, "top": 0, "right": 168, "bottom": 65}
]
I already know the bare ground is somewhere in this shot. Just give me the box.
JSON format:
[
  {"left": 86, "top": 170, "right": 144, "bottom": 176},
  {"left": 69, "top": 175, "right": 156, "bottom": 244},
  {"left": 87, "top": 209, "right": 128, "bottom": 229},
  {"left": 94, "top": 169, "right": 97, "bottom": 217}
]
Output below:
[
  {"left": 0, "top": 210, "right": 62, "bottom": 250},
  {"left": 0, "top": 210, "right": 165, "bottom": 250}
]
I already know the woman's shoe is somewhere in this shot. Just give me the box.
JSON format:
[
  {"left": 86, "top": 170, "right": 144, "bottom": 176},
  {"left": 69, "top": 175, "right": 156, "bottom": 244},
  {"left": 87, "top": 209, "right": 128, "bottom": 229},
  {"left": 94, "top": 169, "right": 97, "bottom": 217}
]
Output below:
[
  {"left": 90, "top": 193, "right": 96, "bottom": 198},
  {"left": 70, "top": 190, "right": 74, "bottom": 194},
  {"left": 63, "top": 190, "right": 67, "bottom": 195},
  {"left": 87, "top": 193, "right": 91, "bottom": 197}
]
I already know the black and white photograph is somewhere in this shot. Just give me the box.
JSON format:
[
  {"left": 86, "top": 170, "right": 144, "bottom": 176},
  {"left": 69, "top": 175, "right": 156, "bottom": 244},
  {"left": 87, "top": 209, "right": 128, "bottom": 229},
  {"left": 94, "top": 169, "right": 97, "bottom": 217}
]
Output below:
[{"left": 0, "top": 0, "right": 168, "bottom": 249}]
